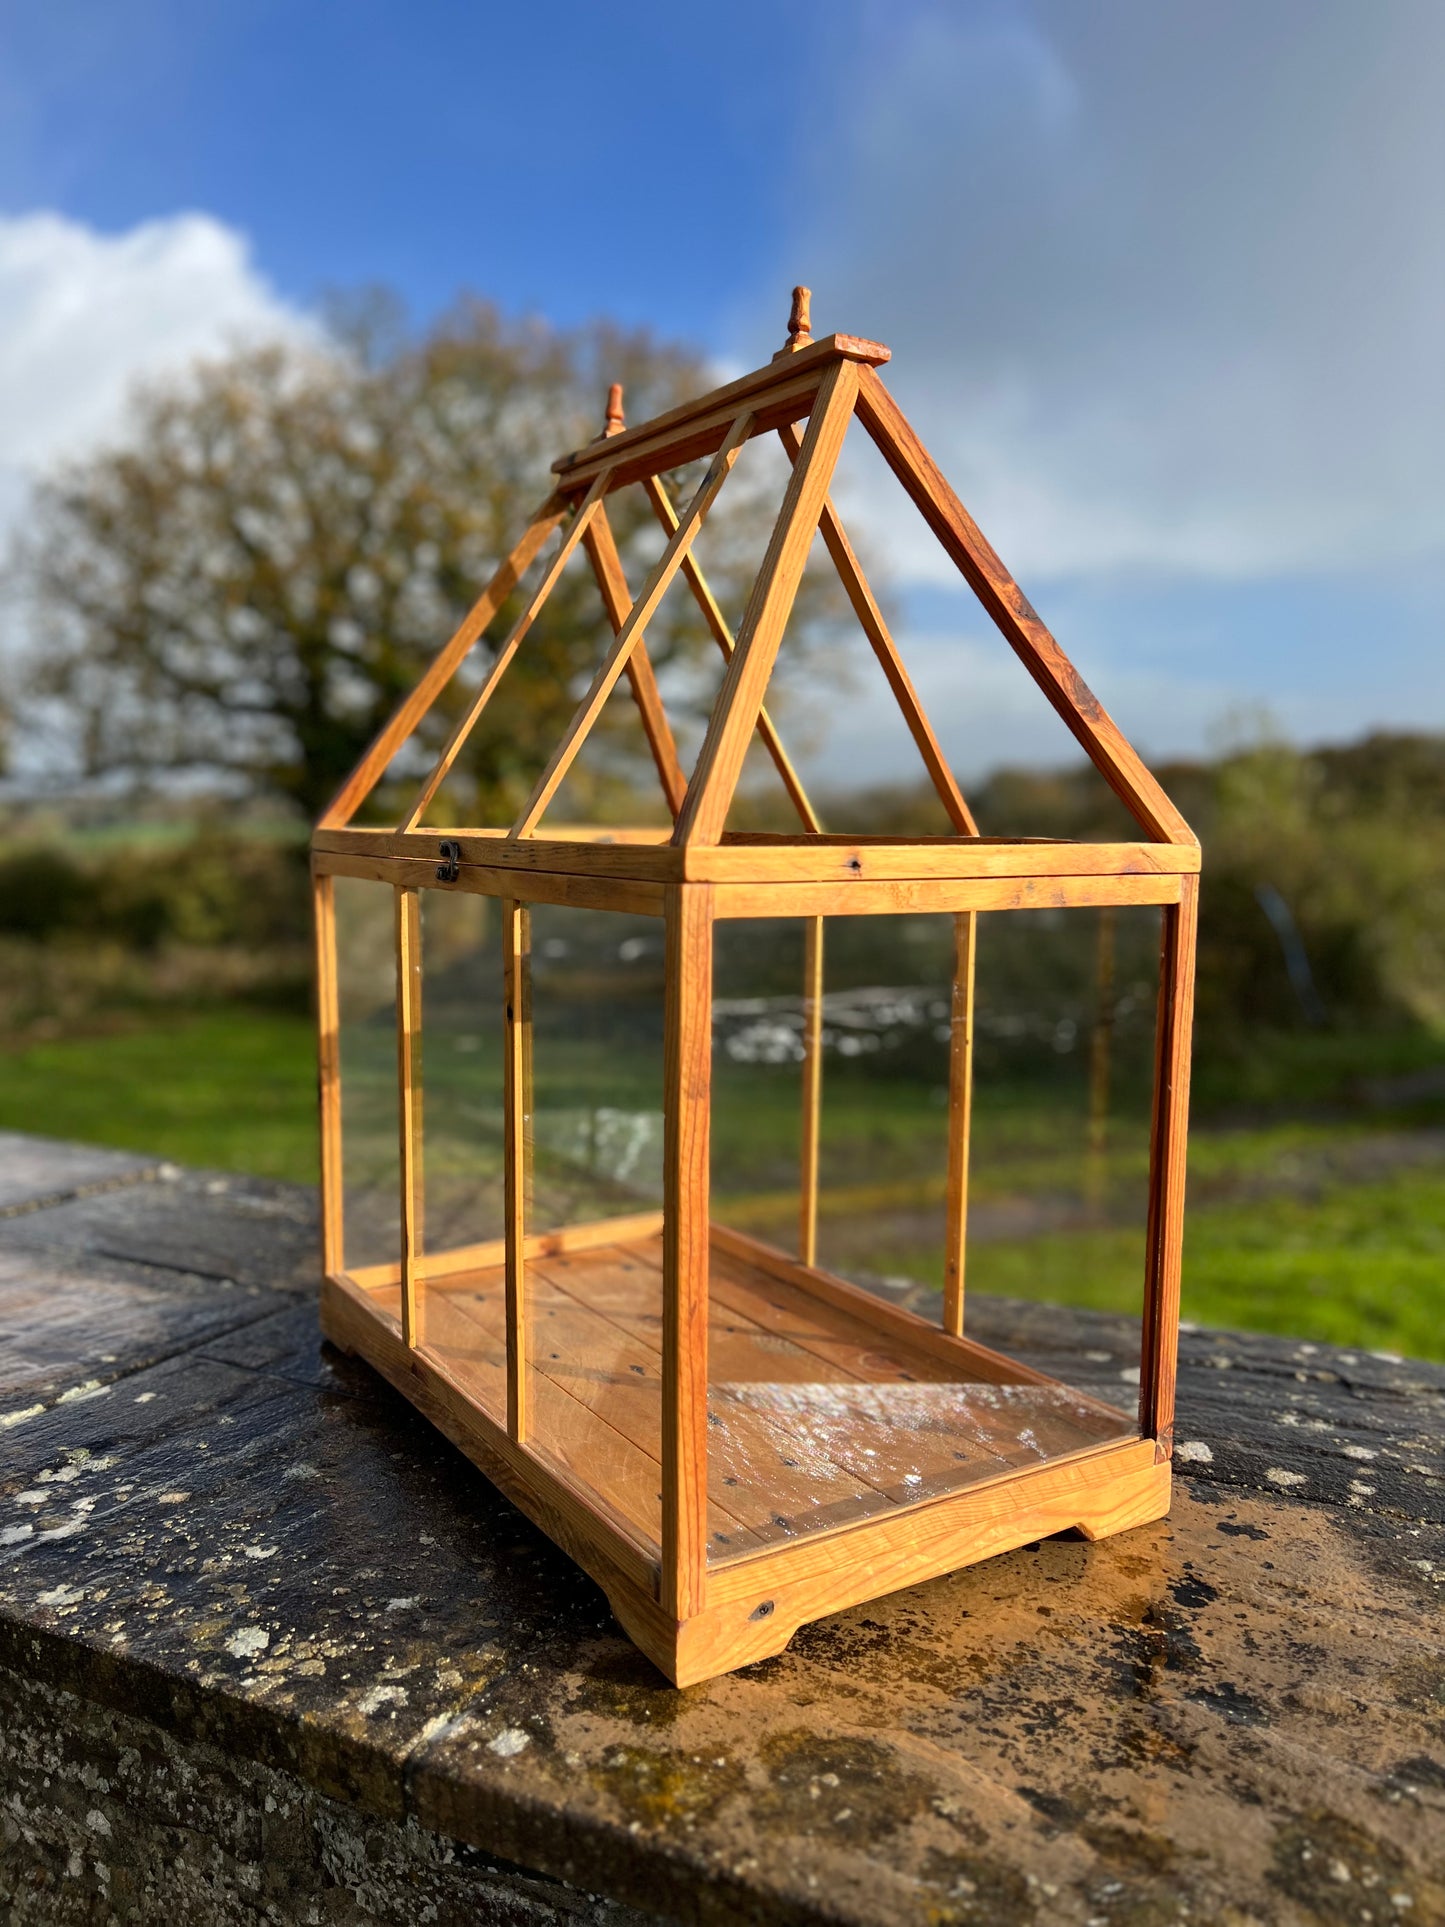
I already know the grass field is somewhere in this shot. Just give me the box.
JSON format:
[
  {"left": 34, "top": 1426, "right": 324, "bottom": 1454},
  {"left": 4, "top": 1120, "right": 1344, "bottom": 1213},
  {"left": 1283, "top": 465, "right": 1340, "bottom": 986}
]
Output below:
[{"left": 1, "top": 1006, "right": 1442, "bottom": 1361}]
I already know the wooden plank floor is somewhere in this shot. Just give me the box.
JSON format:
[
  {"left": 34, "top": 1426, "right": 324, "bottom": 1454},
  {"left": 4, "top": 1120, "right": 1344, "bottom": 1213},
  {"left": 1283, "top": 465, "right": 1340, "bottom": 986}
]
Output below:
[{"left": 361, "top": 1232, "right": 1135, "bottom": 1565}]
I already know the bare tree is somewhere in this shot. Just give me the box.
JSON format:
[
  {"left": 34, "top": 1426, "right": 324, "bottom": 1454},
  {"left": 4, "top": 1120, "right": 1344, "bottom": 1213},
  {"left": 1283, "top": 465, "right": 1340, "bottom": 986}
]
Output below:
[{"left": 11, "top": 297, "right": 844, "bottom": 823}]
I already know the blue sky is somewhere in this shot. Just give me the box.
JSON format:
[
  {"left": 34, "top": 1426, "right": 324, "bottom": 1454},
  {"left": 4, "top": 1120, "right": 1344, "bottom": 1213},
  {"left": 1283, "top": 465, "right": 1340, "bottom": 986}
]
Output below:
[{"left": 1, "top": 0, "right": 1441, "bottom": 785}]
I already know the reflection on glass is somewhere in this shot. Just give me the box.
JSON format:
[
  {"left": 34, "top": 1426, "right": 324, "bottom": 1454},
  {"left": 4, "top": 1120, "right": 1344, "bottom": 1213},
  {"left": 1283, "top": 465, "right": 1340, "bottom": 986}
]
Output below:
[
  {"left": 522, "top": 905, "right": 667, "bottom": 1549},
  {"left": 333, "top": 877, "right": 398, "bottom": 1272},
  {"left": 418, "top": 890, "right": 506, "bottom": 1259},
  {"left": 700, "top": 906, "right": 1153, "bottom": 1563}
]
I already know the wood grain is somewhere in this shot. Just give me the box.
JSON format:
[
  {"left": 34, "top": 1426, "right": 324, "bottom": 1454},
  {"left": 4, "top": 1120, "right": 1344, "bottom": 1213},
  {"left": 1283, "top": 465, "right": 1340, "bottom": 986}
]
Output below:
[
  {"left": 312, "top": 873, "right": 344, "bottom": 1278},
  {"left": 799, "top": 916, "right": 825, "bottom": 1267},
  {"left": 710, "top": 871, "right": 1183, "bottom": 920},
  {"left": 314, "top": 824, "right": 1200, "bottom": 886},
  {"left": 502, "top": 898, "right": 531, "bottom": 1441},
  {"left": 551, "top": 333, "right": 889, "bottom": 491},
  {"left": 661, "top": 885, "right": 713, "bottom": 1617},
  {"left": 1140, "top": 874, "right": 1199, "bottom": 1456},
  {"left": 395, "top": 887, "right": 423, "bottom": 1348},
  {"left": 942, "top": 910, "right": 977, "bottom": 1336}
]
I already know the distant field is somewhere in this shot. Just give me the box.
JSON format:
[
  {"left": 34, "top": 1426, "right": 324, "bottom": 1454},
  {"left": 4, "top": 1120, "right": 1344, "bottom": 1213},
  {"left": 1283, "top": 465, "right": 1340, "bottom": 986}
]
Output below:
[{"left": 1, "top": 1006, "right": 1442, "bottom": 1360}]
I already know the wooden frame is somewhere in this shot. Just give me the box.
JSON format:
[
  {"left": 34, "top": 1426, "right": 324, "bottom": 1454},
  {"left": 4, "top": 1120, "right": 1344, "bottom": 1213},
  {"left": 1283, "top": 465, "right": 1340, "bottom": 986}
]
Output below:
[{"left": 312, "top": 292, "right": 1198, "bottom": 1685}]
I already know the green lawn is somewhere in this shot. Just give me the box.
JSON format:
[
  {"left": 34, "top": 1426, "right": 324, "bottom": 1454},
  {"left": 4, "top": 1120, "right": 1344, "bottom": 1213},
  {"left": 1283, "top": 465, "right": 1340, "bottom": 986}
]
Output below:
[
  {"left": 0, "top": 1011, "right": 321, "bottom": 1183},
  {"left": 1, "top": 1007, "right": 1441, "bottom": 1360}
]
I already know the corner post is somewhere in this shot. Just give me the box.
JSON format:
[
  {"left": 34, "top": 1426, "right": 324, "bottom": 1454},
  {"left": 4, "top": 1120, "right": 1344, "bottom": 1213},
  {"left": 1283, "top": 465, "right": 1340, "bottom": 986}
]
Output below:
[
  {"left": 503, "top": 898, "right": 532, "bottom": 1442},
  {"left": 313, "top": 868, "right": 344, "bottom": 1279},
  {"left": 395, "top": 886, "right": 424, "bottom": 1348},
  {"left": 1140, "top": 875, "right": 1199, "bottom": 1456},
  {"left": 799, "top": 917, "right": 825, "bottom": 1267},
  {"left": 943, "top": 909, "right": 977, "bottom": 1336},
  {"left": 662, "top": 882, "right": 713, "bottom": 1619}
]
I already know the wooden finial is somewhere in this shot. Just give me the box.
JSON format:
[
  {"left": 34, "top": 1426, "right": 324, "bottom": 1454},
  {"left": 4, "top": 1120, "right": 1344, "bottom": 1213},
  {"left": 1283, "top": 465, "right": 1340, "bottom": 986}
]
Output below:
[
  {"left": 787, "top": 285, "right": 812, "bottom": 351},
  {"left": 604, "top": 382, "right": 626, "bottom": 436}
]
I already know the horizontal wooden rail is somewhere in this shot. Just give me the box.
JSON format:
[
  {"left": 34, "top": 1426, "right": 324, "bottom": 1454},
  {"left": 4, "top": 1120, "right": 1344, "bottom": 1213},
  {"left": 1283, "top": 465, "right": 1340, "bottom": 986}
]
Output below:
[
  {"left": 708, "top": 872, "right": 1184, "bottom": 918},
  {"left": 552, "top": 333, "right": 889, "bottom": 492},
  {"left": 312, "top": 825, "right": 1200, "bottom": 888}
]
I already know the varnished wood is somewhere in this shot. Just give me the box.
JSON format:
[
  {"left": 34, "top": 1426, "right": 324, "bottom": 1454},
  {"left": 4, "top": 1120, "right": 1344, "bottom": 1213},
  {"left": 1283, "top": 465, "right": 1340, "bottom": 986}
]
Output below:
[
  {"left": 942, "top": 909, "right": 977, "bottom": 1336},
  {"left": 319, "top": 492, "right": 568, "bottom": 830},
  {"left": 784, "top": 284, "right": 812, "bottom": 352},
  {"left": 662, "top": 885, "right": 713, "bottom": 1617},
  {"left": 667, "top": 1450, "right": 1169, "bottom": 1685},
  {"left": 512, "top": 416, "right": 753, "bottom": 838},
  {"left": 707, "top": 1223, "right": 1055, "bottom": 1389},
  {"left": 313, "top": 873, "right": 344, "bottom": 1278},
  {"left": 1140, "top": 874, "right": 1198, "bottom": 1456},
  {"left": 551, "top": 333, "right": 889, "bottom": 493},
  {"left": 344, "top": 1208, "right": 669, "bottom": 1290},
  {"left": 640, "top": 474, "right": 821, "bottom": 832},
  {"left": 799, "top": 916, "right": 824, "bottom": 1266},
  {"left": 676, "top": 362, "right": 859, "bottom": 846},
  {"left": 502, "top": 898, "right": 531, "bottom": 1441},
  {"left": 321, "top": 1270, "right": 659, "bottom": 1588},
  {"left": 403, "top": 471, "right": 613, "bottom": 832},
  {"left": 581, "top": 508, "right": 688, "bottom": 816},
  {"left": 315, "top": 292, "right": 1198, "bottom": 1684},
  {"left": 314, "top": 825, "right": 1200, "bottom": 885},
  {"left": 709, "top": 870, "right": 1183, "bottom": 920},
  {"left": 312, "top": 846, "right": 666, "bottom": 917},
  {"left": 395, "top": 886, "right": 423, "bottom": 1347}
]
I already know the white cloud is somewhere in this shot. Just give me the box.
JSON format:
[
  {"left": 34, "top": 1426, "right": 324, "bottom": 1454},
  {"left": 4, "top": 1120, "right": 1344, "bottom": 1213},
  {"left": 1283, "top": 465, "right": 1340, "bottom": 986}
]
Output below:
[
  {"left": 769, "top": 0, "right": 1445, "bottom": 584},
  {"left": 0, "top": 209, "right": 308, "bottom": 548}
]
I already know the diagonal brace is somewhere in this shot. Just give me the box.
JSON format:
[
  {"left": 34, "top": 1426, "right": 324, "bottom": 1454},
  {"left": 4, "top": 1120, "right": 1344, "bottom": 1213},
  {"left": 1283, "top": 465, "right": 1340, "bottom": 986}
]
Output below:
[
  {"left": 509, "top": 411, "right": 754, "bottom": 839},
  {"left": 401, "top": 470, "right": 612, "bottom": 832}
]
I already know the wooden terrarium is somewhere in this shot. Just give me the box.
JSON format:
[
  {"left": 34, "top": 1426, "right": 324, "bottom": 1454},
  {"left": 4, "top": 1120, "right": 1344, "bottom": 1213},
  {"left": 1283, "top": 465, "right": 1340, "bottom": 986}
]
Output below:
[{"left": 312, "top": 291, "right": 1199, "bottom": 1685}]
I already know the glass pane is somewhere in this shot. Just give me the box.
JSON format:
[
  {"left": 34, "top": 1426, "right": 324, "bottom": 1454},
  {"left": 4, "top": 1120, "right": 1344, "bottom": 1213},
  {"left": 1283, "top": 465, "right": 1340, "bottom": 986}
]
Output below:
[
  {"left": 528, "top": 906, "right": 666, "bottom": 1229},
  {"left": 711, "top": 917, "right": 807, "bottom": 1251},
  {"left": 812, "top": 912, "right": 957, "bottom": 1307},
  {"left": 965, "top": 903, "right": 1161, "bottom": 1316},
  {"left": 333, "top": 876, "right": 398, "bottom": 1273},
  {"left": 705, "top": 905, "right": 1146, "bottom": 1565},
  {"left": 418, "top": 889, "right": 506, "bottom": 1258},
  {"left": 521, "top": 904, "right": 667, "bottom": 1551}
]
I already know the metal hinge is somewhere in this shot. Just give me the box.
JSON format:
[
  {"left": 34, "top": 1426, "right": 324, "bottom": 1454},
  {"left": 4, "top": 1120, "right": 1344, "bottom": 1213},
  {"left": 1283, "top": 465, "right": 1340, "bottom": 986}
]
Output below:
[{"left": 436, "top": 839, "right": 461, "bottom": 883}]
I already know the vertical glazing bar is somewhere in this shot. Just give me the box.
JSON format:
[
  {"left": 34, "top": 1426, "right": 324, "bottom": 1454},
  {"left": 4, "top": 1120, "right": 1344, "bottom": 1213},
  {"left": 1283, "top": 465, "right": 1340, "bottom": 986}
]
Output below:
[
  {"left": 798, "top": 916, "right": 825, "bottom": 1266},
  {"left": 1085, "top": 906, "right": 1117, "bottom": 1218},
  {"left": 662, "top": 883, "right": 713, "bottom": 1619},
  {"left": 503, "top": 898, "right": 532, "bottom": 1442},
  {"left": 313, "top": 870, "right": 344, "bottom": 1278},
  {"left": 395, "top": 886, "right": 424, "bottom": 1348},
  {"left": 942, "top": 910, "right": 977, "bottom": 1336},
  {"left": 1140, "top": 877, "right": 1198, "bottom": 1457}
]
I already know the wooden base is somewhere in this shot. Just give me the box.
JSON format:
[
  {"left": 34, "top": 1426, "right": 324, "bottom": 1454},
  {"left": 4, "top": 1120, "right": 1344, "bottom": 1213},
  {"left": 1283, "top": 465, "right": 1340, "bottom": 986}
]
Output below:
[
  {"left": 321, "top": 1227, "right": 1167, "bottom": 1685},
  {"left": 609, "top": 1450, "right": 1171, "bottom": 1686}
]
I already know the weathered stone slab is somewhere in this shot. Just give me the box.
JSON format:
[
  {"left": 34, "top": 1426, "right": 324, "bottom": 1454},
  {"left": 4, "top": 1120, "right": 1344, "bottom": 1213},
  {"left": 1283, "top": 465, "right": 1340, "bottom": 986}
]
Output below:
[
  {"left": 0, "top": 1161, "right": 318, "bottom": 1296},
  {"left": 1, "top": 1665, "right": 657, "bottom": 1925},
  {"left": 1, "top": 1133, "right": 1442, "bottom": 1925},
  {"left": 0, "top": 1131, "right": 159, "bottom": 1213},
  {"left": 0, "top": 1244, "right": 286, "bottom": 1424}
]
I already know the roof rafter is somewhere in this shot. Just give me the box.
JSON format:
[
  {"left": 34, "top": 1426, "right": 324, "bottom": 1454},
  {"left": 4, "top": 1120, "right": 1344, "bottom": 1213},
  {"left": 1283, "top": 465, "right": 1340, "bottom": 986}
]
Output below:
[
  {"left": 853, "top": 365, "right": 1196, "bottom": 848},
  {"left": 675, "top": 359, "right": 859, "bottom": 846}
]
